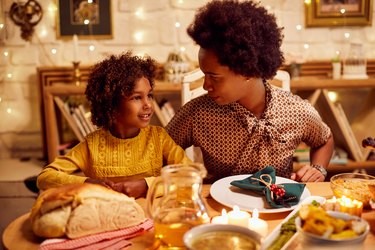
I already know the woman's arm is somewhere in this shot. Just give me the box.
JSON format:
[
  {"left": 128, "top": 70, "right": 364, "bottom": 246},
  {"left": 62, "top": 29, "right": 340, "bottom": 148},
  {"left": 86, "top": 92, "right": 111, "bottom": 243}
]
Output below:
[{"left": 291, "top": 134, "right": 334, "bottom": 182}]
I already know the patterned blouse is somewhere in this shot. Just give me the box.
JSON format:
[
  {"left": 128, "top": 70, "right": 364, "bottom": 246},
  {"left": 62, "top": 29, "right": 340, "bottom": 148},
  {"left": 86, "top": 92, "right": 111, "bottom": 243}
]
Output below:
[{"left": 166, "top": 82, "right": 331, "bottom": 182}]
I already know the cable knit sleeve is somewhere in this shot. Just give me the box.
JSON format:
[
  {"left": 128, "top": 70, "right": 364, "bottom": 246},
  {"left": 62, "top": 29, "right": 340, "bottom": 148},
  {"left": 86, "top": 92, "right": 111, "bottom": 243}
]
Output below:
[
  {"left": 37, "top": 141, "right": 90, "bottom": 190},
  {"left": 159, "top": 127, "right": 192, "bottom": 164}
]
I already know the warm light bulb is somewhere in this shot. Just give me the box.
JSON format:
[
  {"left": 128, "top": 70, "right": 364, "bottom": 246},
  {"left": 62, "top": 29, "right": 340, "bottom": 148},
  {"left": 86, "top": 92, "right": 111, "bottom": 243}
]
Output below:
[
  {"left": 51, "top": 48, "right": 57, "bottom": 54},
  {"left": 304, "top": 43, "right": 310, "bottom": 49},
  {"left": 344, "top": 32, "right": 350, "bottom": 39},
  {"left": 304, "top": 0, "right": 311, "bottom": 4},
  {"left": 296, "top": 24, "right": 302, "bottom": 30},
  {"left": 0, "top": 23, "right": 4, "bottom": 29},
  {"left": 3, "top": 51, "right": 9, "bottom": 57},
  {"left": 7, "top": 108, "right": 12, "bottom": 114},
  {"left": 180, "top": 46, "right": 186, "bottom": 52},
  {"left": 175, "top": 22, "right": 181, "bottom": 28},
  {"left": 7, "top": 73, "right": 12, "bottom": 79},
  {"left": 39, "top": 28, "right": 47, "bottom": 37},
  {"left": 135, "top": 8, "right": 144, "bottom": 17},
  {"left": 84, "top": 19, "right": 90, "bottom": 25},
  {"left": 340, "top": 8, "right": 346, "bottom": 14},
  {"left": 328, "top": 91, "right": 338, "bottom": 102},
  {"left": 134, "top": 31, "right": 143, "bottom": 42},
  {"left": 88, "top": 0, "right": 93, "bottom": 3},
  {"left": 252, "top": 209, "right": 259, "bottom": 219},
  {"left": 89, "top": 45, "right": 95, "bottom": 51}
]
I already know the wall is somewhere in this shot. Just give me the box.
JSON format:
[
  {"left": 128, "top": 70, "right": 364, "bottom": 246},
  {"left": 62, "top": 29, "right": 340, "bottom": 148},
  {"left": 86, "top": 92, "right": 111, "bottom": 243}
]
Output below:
[{"left": 0, "top": 0, "right": 374, "bottom": 159}]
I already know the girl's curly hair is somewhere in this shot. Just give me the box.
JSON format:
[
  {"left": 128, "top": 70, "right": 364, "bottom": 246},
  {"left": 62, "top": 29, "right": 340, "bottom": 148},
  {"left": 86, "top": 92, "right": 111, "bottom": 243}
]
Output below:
[
  {"left": 187, "top": 0, "right": 284, "bottom": 79},
  {"left": 85, "top": 51, "right": 157, "bottom": 129}
]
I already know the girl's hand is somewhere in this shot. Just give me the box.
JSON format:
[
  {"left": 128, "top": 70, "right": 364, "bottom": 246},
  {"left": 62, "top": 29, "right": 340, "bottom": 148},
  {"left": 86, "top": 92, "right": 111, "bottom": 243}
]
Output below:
[
  {"left": 110, "top": 179, "right": 148, "bottom": 199},
  {"left": 84, "top": 178, "right": 114, "bottom": 189}
]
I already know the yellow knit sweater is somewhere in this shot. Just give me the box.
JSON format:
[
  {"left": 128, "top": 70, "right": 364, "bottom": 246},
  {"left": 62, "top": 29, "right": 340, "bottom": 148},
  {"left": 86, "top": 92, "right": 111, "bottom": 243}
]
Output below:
[{"left": 37, "top": 126, "right": 190, "bottom": 190}]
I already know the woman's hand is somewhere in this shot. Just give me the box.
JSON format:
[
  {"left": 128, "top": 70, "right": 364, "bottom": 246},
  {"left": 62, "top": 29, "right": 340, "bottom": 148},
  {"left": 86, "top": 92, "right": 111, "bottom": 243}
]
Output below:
[
  {"left": 290, "top": 165, "right": 325, "bottom": 182},
  {"left": 109, "top": 179, "right": 148, "bottom": 199}
]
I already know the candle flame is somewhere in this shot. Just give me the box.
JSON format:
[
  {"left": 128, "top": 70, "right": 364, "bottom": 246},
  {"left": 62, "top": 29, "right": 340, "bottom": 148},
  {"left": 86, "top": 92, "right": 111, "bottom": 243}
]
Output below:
[
  {"left": 252, "top": 208, "right": 259, "bottom": 219},
  {"left": 222, "top": 209, "right": 227, "bottom": 217}
]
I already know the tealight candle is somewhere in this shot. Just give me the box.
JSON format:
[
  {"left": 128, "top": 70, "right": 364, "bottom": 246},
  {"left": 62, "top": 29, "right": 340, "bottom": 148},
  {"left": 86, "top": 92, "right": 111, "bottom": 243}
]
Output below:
[
  {"left": 323, "top": 196, "right": 363, "bottom": 217},
  {"left": 248, "top": 209, "right": 268, "bottom": 237},
  {"left": 211, "top": 209, "right": 228, "bottom": 224},
  {"left": 228, "top": 205, "right": 250, "bottom": 227},
  {"left": 338, "top": 196, "right": 363, "bottom": 217},
  {"left": 72, "top": 34, "right": 79, "bottom": 62}
]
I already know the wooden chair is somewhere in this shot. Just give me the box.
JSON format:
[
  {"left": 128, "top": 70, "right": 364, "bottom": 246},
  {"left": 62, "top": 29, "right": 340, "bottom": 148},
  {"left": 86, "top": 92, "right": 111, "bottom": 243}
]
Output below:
[{"left": 181, "top": 69, "right": 291, "bottom": 161}]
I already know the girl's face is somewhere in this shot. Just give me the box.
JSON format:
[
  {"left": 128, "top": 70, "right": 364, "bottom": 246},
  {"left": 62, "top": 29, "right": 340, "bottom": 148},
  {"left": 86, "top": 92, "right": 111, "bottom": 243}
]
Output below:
[
  {"left": 112, "top": 77, "right": 154, "bottom": 138},
  {"left": 198, "top": 48, "right": 251, "bottom": 105}
]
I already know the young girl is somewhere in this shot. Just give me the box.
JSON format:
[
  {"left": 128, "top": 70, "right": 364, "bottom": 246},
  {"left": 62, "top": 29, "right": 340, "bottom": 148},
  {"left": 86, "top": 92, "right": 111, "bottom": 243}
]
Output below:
[{"left": 37, "top": 52, "right": 190, "bottom": 198}]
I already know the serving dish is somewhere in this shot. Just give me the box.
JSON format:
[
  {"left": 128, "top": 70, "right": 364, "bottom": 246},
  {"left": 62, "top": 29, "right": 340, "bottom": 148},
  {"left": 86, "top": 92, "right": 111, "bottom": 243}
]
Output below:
[
  {"left": 330, "top": 173, "right": 375, "bottom": 206},
  {"left": 183, "top": 223, "right": 262, "bottom": 250},
  {"left": 210, "top": 175, "right": 311, "bottom": 213},
  {"left": 262, "top": 196, "right": 326, "bottom": 250},
  {"left": 295, "top": 210, "right": 370, "bottom": 243}
]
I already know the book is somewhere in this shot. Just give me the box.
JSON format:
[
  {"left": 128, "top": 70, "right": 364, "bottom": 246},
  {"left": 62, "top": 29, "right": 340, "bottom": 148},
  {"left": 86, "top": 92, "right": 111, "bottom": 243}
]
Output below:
[
  {"left": 78, "top": 104, "right": 96, "bottom": 132},
  {"left": 54, "top": 96, "right": 84, "bottom": 141},
  {"left": 314, "top": 90, "right": 362, "bottom": 161}
]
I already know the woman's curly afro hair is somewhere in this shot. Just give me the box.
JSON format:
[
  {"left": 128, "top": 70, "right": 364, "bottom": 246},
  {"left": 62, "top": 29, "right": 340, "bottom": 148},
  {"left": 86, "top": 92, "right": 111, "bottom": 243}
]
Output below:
[
  {"left": 85, "top": 51, "right": 157, "bottom": 129},
  {"left": 187, "top": 0, "right": 284, "bottom": 79}
]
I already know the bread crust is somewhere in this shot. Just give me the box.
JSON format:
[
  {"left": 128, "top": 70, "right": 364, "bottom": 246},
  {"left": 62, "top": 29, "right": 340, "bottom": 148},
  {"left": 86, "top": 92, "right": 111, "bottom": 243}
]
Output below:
[{"left": 30, "top": 183, "right": 145, "bottom": 238}]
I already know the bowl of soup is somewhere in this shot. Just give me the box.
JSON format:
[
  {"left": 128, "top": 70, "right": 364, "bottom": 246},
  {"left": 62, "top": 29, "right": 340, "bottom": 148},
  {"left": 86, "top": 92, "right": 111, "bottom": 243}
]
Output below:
[{"left": 183, "top": 224, "right": 262, "bottom": 250}]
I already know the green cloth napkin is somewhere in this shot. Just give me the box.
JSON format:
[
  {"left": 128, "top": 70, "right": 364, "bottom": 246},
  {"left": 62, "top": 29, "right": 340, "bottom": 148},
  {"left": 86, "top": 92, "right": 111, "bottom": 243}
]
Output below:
[{"left": 230, "top": 166, "right": 306, "bottom": 208}]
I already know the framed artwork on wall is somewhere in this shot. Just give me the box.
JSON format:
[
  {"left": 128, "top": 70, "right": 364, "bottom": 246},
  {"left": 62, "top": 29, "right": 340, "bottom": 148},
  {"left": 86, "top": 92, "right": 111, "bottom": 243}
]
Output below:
[
  {"left": 305, "top": 0, "right": 373, "bottom": 27},
  {"left": 56, "top": 0, "right": 112, "bottom": 39}
]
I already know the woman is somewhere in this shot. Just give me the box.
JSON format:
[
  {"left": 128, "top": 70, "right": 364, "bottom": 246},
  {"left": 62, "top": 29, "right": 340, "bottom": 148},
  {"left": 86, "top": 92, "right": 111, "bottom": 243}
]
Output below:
[{"left": 166, "top": 0, "right": 334, "bottom": 183}]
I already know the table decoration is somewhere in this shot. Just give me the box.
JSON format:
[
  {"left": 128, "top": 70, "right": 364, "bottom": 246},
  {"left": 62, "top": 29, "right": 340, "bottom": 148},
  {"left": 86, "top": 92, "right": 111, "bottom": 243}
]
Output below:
[
  {"left": 227, "top": 205, "right": 250, "bottom": 227},
  {"left": 248, "top": 209, "right": 268, "bottom": 237},
  {"left": 211, "top": 209, "right": 228, "bottom": 224},
  {"left": 323, "top": 196, "right": 363, "bottom": 217},
  {"left": 230, "top": 166, "right": 306, "bottom": 208}
]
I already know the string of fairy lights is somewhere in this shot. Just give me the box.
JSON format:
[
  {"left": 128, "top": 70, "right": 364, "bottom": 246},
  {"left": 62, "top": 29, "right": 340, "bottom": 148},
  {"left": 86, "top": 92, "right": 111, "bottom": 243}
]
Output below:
[{"left": 0, "top": 0, "right": 362, "bottom": 126}]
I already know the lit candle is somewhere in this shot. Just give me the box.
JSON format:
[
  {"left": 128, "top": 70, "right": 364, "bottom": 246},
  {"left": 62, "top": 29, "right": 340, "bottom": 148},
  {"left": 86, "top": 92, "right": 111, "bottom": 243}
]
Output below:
[
  {"left": 227, "top": 205, "right": 250, "bottom": 227},
  {"left": 73, "top": 34, "right": 79, "bottom": 62},
  {"left": 211, "top": 209, "right": 228, "bottom": 224},
  {"left": 339, "top": 196, "right": 363, "bottom": 217},
  {"left": 248, "top": 209, "right": 268, "bottom": 237}
]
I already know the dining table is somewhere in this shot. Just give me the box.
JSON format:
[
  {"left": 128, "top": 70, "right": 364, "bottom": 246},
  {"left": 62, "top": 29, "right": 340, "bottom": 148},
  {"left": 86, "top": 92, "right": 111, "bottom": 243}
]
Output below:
[{"left": 2, "top": 182, "right": 375, "bottom": 250}]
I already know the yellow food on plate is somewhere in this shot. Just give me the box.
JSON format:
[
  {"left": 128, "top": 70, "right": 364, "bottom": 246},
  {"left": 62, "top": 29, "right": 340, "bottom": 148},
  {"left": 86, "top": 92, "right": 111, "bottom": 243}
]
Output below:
[{"left": 298, "top": 204, "right": 367, "bottom": 240}]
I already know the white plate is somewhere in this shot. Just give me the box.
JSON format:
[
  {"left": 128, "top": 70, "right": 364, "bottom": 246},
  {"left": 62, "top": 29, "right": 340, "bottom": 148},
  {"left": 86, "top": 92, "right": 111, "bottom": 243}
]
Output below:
[
  {"left": 262, "top": 196, "right": 326, "bottom": 250},
  {"left": 210, "top": 175, "right": 311, "bottom": 213}
]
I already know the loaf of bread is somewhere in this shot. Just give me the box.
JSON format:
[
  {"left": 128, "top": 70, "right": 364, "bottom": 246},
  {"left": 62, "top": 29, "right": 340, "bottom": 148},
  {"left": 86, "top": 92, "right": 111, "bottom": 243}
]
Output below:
[{"left": 29, "top": 183, "right": 145, "bottom": 239}]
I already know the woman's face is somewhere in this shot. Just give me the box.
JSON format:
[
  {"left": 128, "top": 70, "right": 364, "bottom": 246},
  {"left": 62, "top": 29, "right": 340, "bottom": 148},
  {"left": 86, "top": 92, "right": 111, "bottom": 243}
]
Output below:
[
  {"left": 112, "top": 77, "right": 154, "bottom": 138},
  {"left": 198, "top": 48, "right": 250, "bottom": 105}
]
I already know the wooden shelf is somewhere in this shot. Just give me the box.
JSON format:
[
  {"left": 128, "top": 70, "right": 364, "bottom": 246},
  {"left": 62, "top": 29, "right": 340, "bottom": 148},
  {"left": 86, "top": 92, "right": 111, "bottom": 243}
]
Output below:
[{"left": 38, "top": 66, "right": 375, "bottom": 169}]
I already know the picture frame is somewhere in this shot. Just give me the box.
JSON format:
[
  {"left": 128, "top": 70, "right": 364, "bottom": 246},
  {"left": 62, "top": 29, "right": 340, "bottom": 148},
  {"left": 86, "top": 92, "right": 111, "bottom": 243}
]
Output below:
[
  {"left": 305, "top": 0, "right": 373, "bottom": 27},
  {"left": 56, "top": 0, "right": 112, "bottom": 39}
]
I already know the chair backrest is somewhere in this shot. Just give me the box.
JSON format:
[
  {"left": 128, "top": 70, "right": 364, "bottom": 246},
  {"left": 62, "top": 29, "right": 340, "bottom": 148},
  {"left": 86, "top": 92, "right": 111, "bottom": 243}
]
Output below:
[
  {"left": 181, "top": 68, "right": 206, "bottom": 105},
  {"left": 273, "top": 70, "right": 291, "bottom": 91}
]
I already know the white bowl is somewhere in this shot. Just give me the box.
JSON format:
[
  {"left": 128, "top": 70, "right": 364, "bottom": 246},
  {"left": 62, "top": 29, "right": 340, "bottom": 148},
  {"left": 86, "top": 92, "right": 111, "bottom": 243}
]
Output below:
[
  {"left": 183, "top": 223, "right": 262, "bottom": 250},
  {"left": 295, "top": 211, "right": 370, "bottom": 243}
]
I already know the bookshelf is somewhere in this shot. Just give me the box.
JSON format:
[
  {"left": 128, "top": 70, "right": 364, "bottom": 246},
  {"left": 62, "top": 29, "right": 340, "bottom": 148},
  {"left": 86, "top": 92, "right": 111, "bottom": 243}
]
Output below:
[
  {"left": 38, "top": 66, "right": 375, "bottom": 170},
  {"left": 290, "top": 77, "right": 375, "bottom": 172}
]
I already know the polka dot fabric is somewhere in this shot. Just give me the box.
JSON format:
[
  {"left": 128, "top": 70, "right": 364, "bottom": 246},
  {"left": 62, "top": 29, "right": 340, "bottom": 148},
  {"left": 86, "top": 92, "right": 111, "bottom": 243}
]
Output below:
[{"left": 166, "top": 82, "right": 331, "bottom": 183}]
